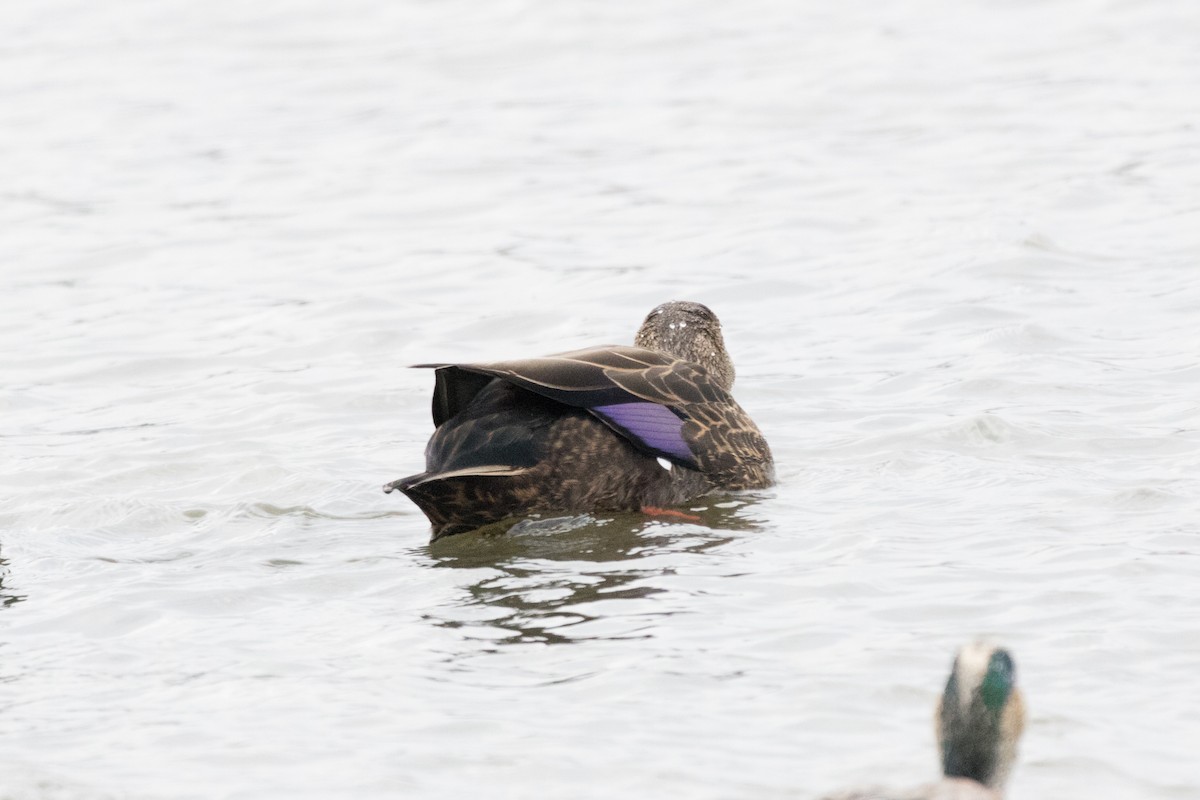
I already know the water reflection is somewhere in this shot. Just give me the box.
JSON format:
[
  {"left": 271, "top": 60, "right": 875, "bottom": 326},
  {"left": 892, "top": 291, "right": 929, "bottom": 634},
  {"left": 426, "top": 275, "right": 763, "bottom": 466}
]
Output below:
[
  {"left": 420, "top": 499, "right": 760, "bottom": 645},
  {"left": 0, "top": 551, "right": 25, "bottom": 609}
]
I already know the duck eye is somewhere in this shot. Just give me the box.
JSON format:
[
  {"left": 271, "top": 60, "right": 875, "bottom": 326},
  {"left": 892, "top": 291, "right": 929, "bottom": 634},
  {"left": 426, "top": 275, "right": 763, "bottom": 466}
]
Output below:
[{"left": 990, "top": 650, "right": 1014, "bottom": 679}]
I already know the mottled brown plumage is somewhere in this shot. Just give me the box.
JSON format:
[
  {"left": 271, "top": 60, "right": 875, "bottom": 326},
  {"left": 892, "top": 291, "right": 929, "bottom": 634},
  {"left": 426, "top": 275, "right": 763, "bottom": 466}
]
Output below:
[{"left": 384, "top": 302, "right": 774, "bottom": 540}]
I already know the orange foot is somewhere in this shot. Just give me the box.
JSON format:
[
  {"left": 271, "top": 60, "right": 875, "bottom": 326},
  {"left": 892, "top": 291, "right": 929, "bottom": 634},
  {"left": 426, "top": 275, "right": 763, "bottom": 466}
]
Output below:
[{"left": 641, "top": 506, "right": 702, "bottom": 523}]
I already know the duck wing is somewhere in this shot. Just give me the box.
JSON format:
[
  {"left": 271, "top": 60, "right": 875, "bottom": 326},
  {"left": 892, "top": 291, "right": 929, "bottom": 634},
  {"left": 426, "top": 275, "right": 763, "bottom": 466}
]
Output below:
[{"left": 416, "top": 345, "right": 773, "bottom": 487}]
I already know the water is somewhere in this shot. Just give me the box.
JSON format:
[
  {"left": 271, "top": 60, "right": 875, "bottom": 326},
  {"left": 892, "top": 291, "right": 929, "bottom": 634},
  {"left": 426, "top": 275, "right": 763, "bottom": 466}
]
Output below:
[{"left": 2, "top": 1, "right": 1199, "bottom": 798}]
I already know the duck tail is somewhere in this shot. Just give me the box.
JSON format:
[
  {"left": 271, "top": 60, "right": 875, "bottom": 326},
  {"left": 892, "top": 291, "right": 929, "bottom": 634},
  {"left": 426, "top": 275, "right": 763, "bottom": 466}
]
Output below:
[
  {"left": 382, "top": 472, "right": 421, "bottom": 496},
  {"left": 383, "top": 466, "right": 531, "bottom": 539}
]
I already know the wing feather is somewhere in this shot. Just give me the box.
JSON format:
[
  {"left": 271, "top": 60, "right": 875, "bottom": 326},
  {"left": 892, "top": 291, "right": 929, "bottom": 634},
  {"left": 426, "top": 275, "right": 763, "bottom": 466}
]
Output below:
[{"left": 412, "top": 344, "right": 772, "bottom": 488}]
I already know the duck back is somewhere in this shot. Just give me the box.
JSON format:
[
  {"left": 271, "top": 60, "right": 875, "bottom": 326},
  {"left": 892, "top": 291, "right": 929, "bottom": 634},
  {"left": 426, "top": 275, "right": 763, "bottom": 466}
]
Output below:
[{"left": 391, "top": 380, "right": 711, "bottom": 539}]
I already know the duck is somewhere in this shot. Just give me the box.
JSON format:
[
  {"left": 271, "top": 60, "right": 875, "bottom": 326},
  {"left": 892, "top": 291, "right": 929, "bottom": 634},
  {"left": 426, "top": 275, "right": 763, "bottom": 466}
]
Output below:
[
  {"left": 384, "top": 301, "right": 775, "bottom": 540},
  {"left": 820, "top": 641, "right": 1026, "bottom": 800}
]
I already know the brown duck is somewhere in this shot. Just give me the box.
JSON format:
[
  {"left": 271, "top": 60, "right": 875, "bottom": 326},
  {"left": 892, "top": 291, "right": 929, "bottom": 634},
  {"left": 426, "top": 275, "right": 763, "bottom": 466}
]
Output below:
[
  {"left": 821, "top": 641, "right": 1027, "bottom": 800},
  {"left": 384, "top": 301, "right": 775, "bottom": 540}
]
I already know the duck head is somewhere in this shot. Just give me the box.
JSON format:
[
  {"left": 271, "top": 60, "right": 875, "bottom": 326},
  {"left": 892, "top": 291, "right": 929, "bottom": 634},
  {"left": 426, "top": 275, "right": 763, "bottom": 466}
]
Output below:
[
  {"left": 936, "top": 641, "right": 1026, "bottom": 793},
  {"left": 634, "top": 301, "right": 735, "bottom": 391}
]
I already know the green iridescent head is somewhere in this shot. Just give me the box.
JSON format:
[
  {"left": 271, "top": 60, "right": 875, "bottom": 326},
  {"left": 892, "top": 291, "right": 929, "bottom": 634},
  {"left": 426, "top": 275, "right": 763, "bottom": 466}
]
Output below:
[
  {"left": 937, "top": 641, "right": 1025, "bottom": 791},
  {"left": 979, "top": 647, "right": 1016, "bottom": 712}
]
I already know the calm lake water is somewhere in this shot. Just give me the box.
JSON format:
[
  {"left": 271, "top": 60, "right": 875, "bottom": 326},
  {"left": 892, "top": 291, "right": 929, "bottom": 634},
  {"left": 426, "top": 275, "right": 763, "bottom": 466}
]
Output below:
[{"left": 3, "top": 1, "right": 1199, "bottom": 798}]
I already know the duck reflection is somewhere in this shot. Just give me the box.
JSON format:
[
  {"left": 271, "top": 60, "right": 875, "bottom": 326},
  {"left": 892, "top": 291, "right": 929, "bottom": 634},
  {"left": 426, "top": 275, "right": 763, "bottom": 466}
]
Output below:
[
  {"left": 0, "top": 552, "right": 25, "bottom": 609},
  {"left": 420, "top": 498, "right": 760, "bottom": 645}
]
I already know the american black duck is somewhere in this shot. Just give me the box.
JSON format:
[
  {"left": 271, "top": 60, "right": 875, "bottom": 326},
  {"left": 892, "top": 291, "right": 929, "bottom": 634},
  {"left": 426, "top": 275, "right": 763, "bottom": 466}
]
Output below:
[
  {"left": 821, "top": 642, "right": 1026, "bottom": 800},
  {"left": 384, "top": 301, "right": 774, "bottom": 540}
]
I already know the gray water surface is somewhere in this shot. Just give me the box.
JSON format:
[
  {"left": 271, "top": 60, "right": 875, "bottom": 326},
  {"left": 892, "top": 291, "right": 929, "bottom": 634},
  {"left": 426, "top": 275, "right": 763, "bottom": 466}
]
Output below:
[{"left": 3, "top": 1, "right": 1199, "bottom": 798}]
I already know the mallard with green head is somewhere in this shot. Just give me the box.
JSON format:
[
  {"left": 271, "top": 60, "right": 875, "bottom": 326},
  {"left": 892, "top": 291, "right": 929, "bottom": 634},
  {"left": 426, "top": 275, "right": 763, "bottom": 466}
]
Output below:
[
  {"left": 822, "top": 641, "right": 1026, "bottom": 800},
  {"left": 384, "top": 301, "right": 775, "bottom": 540}
]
